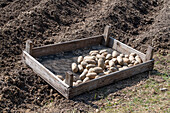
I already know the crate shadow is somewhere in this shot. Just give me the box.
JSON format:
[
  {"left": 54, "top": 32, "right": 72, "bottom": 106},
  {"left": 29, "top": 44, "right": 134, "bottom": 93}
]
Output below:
[{"left": 71, "top": 71, "right": 152, "bottom": 109}]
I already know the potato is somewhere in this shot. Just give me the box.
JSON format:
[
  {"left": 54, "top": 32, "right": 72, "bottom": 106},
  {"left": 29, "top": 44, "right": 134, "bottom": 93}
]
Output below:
[
  {"left": 125, "top": 54, "right": 129, "bottom": 58},
  {"left": 96, "top": 54, "right": 105, "bottom": 60},
  {"left": 119, "top": 54, "right": 124, "bottom": 57},
  {"left": 131, "top": 60, "right": 135, "bottom": 64},
  {"left": 93, "top": 67, "right": 103, "bottom": 73},
  {"left": 122, "top": 66, "right": 128, "bottom": 69},
  {"left": 83, "top": 77, "right": 90, "bottom": 83},
  {"left": 57, "top": 75, "right": 64, "bottom": 80},
  {"left": 99, "top": 49, "right": 107, "bottom": 54},
  {"left": 76, "top": 80, "right": 82, "bottom": 84},
  {"left": 135, "top": 56, "right": 142, "bottom": 63},
  {"left": 98, "top": 59, "right": 105, "bottom": 69},
  {"left": 112, "top": 51, "right": 119, "bottom": 58},
  {"left": 129, "top": 55, "right": 135, "bottom": 62},
  {"left": 89, "top": 50, "right": 98, "bottom": 55},
  {"left": 128, "top": 64, "right": 133, "bottom": 67},
  {"left": 73, "top": 82, "right": 76, "bottom": 86},
  {"left": 77, "top": 56, "right": 83, "bottom": 64},
  {"left": 117, "top": 56, "right": 124, "bottom": 65},
  {"left": 104, "top": 70, "right": 112, "bottom": 75},
  {"left": 116, "top": 65, "right": 122, "bottom": 68},
  {"left": 91, "top": 52, "right": 97, "bottom": 56},
  {"left": 112, "top": 58, "right": 118, "bottom": 64},
  {"left": 89, "top": 68, "right": 94, "bottom": 73},
  {"left": 130, "top": 53, "right": 136, "bottom": 57},
  {"left": 85, "top": 59, "right": 96, "bottom": 64},
  {"left": 72, "top": 63, "right": 78, "bottom": 73},
  {"left": 123, "top": 58, "right": 130, "bottom": 64},
  {"left": 105, "top": 65, "right": 110, "bottom": 69},
  {"left": 84, "top": 56, "right": 95, "bottom": 60},
  {"left": 109, "top": 67, "right": 117, "bottom": 72},
  {"left": 81, "top": 61, "right": 88, "bottom": 68},
  {"left": 134, "top": 61, "right": 139, "bottom": 65},
  {"left": 109, "top": 60, "right": 115, "bottom": 67},
  {"left": 78, "top": 64, "right": 84, "bottom": 73},
  {"left": 95, "top": 75, "right": 100, "bottom": 79},
  {"left": 86, "top": 72, "right": 97, "bottom": 79},
  {"left": 118, "top": 68, "right": 124, "bottom": 71},
  {"left": 86, "top": 64, "right": 96, "bottom": 70},
  {"left": 105, "top": 60, "right": 109, "bottom": 65},
  {"left": 101, "top": 52, "right": 108, "bottom": 57},
  {"left": 106, "top": 54, "right": 112, "bottom": 60},
  {"left": 79, "top": 69, "right": 88, "bottom": 80}
]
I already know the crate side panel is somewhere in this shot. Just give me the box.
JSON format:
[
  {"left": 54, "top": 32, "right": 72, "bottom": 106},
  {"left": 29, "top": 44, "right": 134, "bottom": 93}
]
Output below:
[
  {"left": 32, "top": 35, "right": 103, "bottom": 57},
  {"left": 109, "top": 37, "right": 146, "bottom": 62},
  {"left": 69, "top": 60, "right": 154, "bottom": 98},
  {"left": 23, "top": 51, "right": 69, "bottom": 98}
]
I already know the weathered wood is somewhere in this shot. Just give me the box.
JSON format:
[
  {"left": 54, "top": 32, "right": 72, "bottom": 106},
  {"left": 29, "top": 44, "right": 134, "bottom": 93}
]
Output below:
[
  {"left": 69, "top": 60, "right": 154, "bottom": 98},
  {"left": 108, "top": 37, "right": 146, "bottom": 62},
  {"left": 32, "top": 35, "right": 103, "bottom": 57},
  {"left": 22, "top": 51, "right": 69, "bottom": 98},
  {"left": 145, "top": 46, "right": 154, "bottom": 61},
  {"left": 103, "top": 25, "right": 111, "bottom": 46},
  {"left": 65, "top": 71, "right": 73, "bottom": 87},
  {"left": 26, "top": 40, "right": 32, "bottom": 55}
]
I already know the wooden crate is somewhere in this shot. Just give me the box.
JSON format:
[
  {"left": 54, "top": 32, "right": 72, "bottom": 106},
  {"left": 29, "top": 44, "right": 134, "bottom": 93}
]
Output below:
[{"left": 22, "top": 26, "right": 154, "bottom": 99}]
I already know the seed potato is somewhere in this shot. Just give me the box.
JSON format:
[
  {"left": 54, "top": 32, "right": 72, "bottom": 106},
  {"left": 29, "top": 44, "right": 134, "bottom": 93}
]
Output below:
[
  {"left": 86, "top": 72, "right": 97, "bottom": 79},
  {"left": 98, "top": 59, "right": 105, "bottom": 69},
  {"left": 78, "top": 64, "right": 84, "bottom": 73},
  {"left": 77, "top": 56, "right": 83, "bottom": 64},
  {"left": 79, "top": 69, "right": 88, "bottom": 80},
  {"left": 57, "top": 75, "right": 64, "bottom": 80},
  {"left": 106, "top": 54, "right": 112, "bottom": 60},
  {"left": 72, "top": 63, "right": 78, "bottom": 73},
  {"left": 112, "top": 51, "right": 119, "bottom": 58},
  {"left": 83, "top": 77, "right": 90, "bottom": 82}
]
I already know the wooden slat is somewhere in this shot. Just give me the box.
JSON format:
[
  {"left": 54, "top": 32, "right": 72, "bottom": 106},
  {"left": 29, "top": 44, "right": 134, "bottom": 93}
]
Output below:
[
  {"left": 22, "top": 51, "right": 69, "bottom": 98},
  {"left": 145, "top": 46, "right": 154, "bottom": 61},
  {"left": 103, "top": 25, "right": 111, "bottom": 46},
  {"left": 32, "top": 35, "right": 103, "bottom": 57},
  {"left": 65, "top": 71, "right": 73, "bottom": 87},
  {"left": 26, "top": 40, "right": 33, "bottom": 55},
  {"left": 69, "top": 60, "right": 154, "bottom": 98},
  {"left": 108, "top": 37, "right": 146, "bottom": 62}
]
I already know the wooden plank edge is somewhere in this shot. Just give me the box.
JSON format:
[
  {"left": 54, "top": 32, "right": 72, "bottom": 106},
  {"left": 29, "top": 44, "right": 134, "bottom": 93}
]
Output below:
[
  {"left": 22, "top": 51, "right": 70, "bottom": 98},
  {"left": 32, "top": 35, "right": 104, "bottom": 57},
  {"left": 108, "top": 37, "right": 146, "bottom": 62},
  {"left": 68, "top": 60, "right": 154, "bottom": 98}
]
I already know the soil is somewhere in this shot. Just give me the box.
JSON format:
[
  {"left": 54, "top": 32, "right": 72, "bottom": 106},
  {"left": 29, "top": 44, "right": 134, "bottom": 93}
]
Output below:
[{"left": 0, "top": 0, "right": 169, "bottom": 112}]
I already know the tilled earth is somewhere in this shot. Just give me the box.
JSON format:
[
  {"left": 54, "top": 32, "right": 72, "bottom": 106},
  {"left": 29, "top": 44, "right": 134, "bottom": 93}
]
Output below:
[{"left": 0, "top": 0, "right": 169, "bottom": 112}]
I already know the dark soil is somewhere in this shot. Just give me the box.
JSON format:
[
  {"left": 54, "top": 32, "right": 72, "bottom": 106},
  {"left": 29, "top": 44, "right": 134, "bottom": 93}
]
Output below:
[{"left": 0, "top": 0, "right": 169, "bottom": 112}]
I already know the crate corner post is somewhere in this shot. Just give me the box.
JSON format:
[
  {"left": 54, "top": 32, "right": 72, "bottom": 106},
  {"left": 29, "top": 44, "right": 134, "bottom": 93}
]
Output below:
[
  {"left": 25, "top": 39, "right": 33, "bottom": 55},
  {"left": 103, "top": 25, "right": 111, "bottom": 46}
]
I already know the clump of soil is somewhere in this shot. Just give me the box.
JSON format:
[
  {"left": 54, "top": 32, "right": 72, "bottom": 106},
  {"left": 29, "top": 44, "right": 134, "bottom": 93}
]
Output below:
[{"left": 0, "top": 0, "right": 169, "bottom": 112}]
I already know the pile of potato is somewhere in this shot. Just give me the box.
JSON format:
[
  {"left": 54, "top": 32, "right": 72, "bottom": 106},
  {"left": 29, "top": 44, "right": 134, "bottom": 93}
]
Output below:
[{"left": 59, "top": 49, "right": 143, "bottom": 86}]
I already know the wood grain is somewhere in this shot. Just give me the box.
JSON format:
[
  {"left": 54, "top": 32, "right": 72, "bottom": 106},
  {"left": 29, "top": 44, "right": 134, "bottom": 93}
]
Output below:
[
  {"left": 22, "top": 51, "right": 69, "bottom": 98},
  {"left": 65, "top": 71, "right": 73, "bottom": 87},
  {"left": 32, "top": 35, "right": 103, "bottom": 57},
  {"left": 108, "top": 37, "right": 146, "bottom": 62},
  {"left": 145, "top": 46, "right": 154, "bottom": 61},
  {"left": 69, "top": 60, "right": 154, "bottom": 98},
  {"left": 26, "top": 40, "right": 32, "bottom": 55},
  {"left": 103, "top": 25, "right": 111, "bottom": 46}
]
